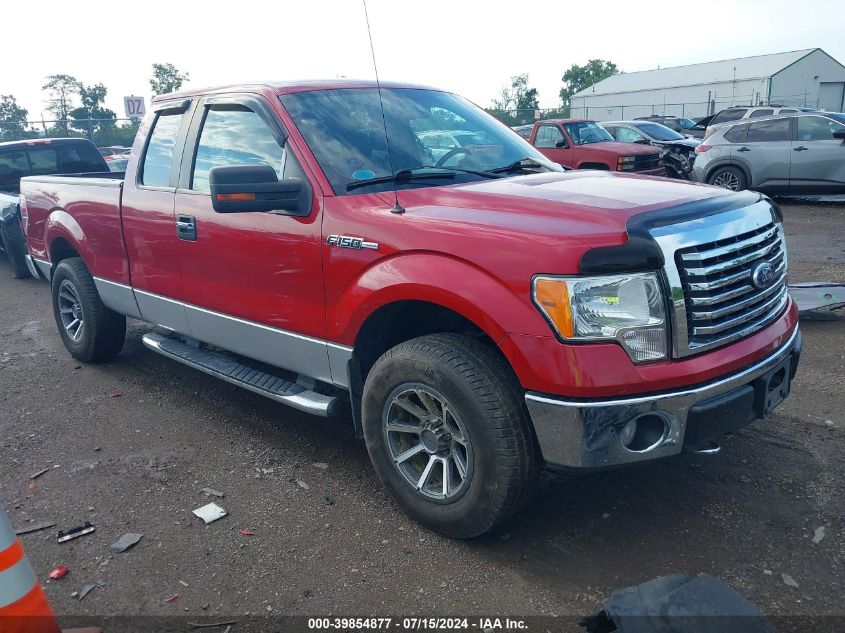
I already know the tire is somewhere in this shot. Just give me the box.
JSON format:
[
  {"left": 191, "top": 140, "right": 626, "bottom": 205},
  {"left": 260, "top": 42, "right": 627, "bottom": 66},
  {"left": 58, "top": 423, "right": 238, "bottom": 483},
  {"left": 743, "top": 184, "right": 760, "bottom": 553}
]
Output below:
[
  {"left": 51, "top": 257, "right": 126, "bottom": 362},
  {"left": 361, "top": 333, "right": 541, "bottom": 538},
  {"left": 0, "top": 222, "right": 29, "bottom": 279},
  {"left": 708, "top": 165, "right": 747, "bottom": 191}
]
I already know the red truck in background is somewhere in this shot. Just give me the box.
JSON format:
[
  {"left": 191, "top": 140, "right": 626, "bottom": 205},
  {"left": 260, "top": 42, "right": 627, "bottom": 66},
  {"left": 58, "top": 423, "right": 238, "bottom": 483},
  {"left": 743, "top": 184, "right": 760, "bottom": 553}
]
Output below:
[
  {"left": 20, "top": 81, "right": 800, "bottom": 538},
  {"left": 517, "top": 119, "right": 666, "bottom": 175}
]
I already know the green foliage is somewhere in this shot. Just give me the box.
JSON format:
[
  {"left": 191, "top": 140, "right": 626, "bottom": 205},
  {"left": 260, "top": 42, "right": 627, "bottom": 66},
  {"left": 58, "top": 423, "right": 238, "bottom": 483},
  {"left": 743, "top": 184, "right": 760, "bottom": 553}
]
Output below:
[
  {"left": 42, "top": 74, "right": 80, "bottom": 131},
  {"left": 559, "top": 60, "right": 619, "bottom": 105},
  {"left": 70, "top": 83, "right": 117, "bottom": 139},
  {"left": 150, "top": 63, "right": 190, "bottom": 96},
  {"left": 0, "top": 94, "right": 34, "bottom": 139},
  {"left": 489, "top": 74, "right": 541, "bottom": 126},
  {"left": 492, "top": 74, "right": 540, "bottom": 112}
]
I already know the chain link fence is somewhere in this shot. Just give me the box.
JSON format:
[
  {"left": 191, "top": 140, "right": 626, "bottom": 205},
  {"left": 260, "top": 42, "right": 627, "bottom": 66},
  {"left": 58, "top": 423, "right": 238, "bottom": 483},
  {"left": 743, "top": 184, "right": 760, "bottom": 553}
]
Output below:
[
  {"left": 0, "top": 118, "right": 140, "bottom": 149},
  {"left": 487, "top": 91, "right": 826, "bottom": 126}
]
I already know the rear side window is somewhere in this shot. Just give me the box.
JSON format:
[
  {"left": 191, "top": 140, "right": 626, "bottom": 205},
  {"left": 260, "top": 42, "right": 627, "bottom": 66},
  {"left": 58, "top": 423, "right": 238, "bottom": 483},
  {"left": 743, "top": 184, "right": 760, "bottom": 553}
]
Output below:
[
  {"left": 191, "top": 106, "right": 285, "bottom": 193},
  {"left": 748, "top": 109, "right": 773, "bottom": 118},
  {"left": 0, "top": 150, "right": 30, "bottom": 190},
  {"left": 712, "top": 109, "right": 746, "bottom": 124},
  {"left": 141, "top": 112, "right": 184, "bottom": 187},
  {"left": 723, "top": 124, "right": 748, "bottom": 143},
  {"left": 747, "top": 118, "right": 790, "bottom": 142}
]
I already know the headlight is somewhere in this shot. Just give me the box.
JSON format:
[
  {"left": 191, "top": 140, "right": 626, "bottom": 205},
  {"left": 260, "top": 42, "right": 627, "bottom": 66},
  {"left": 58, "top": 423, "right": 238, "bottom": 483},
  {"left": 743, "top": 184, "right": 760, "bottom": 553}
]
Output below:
[
  {"left": 616, "top": 156, "right": 636, "bottom": 171},
  {"left": 533, "top": 273, "right": 668, "bottom": 362}
]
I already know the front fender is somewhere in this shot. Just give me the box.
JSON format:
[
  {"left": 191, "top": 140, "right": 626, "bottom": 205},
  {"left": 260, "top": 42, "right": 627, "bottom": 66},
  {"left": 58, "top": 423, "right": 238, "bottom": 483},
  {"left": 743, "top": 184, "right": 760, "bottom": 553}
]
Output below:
[{"left": 327, "top": 252, "right": 552, "bottom": 346}]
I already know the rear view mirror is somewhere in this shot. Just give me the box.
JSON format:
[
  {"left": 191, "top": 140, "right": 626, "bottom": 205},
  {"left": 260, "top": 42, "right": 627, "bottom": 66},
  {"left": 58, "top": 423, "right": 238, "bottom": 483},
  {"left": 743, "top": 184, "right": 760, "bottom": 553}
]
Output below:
[
  {"left": 833, "top": 130, "right": 845, "bottom": 141},
  {"left": 209, "top": 165, "right": 309, "bottom": 216}
]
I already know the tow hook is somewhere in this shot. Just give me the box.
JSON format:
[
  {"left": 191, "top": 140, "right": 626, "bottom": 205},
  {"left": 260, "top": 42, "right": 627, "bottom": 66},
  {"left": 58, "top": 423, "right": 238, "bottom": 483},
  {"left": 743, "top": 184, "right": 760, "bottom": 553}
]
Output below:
[{"left": 692, "top": 440, "right": 721, "bottom": 455}]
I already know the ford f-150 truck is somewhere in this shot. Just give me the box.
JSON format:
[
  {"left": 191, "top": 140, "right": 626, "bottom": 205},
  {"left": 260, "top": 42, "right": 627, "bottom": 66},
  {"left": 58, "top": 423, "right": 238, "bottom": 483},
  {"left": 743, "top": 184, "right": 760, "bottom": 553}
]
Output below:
[
  {"left": 523, "top": 118, "right": 667, "bottom": 176},
  {"left": 21, "top": 81, "right": 801, "bottom": 538}
]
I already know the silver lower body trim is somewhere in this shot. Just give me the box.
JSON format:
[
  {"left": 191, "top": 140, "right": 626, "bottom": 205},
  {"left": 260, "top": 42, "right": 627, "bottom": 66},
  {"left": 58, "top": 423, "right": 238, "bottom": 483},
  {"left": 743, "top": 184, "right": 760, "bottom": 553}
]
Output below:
[
  {"left": 93, "top": 277, "right": 143, "bottom": 319},
  {"left": 27, "top": 256, "right": 51, "bottom": 281},
  {"left": 525, "top": 326, "right": 801, "bottom": 468}
]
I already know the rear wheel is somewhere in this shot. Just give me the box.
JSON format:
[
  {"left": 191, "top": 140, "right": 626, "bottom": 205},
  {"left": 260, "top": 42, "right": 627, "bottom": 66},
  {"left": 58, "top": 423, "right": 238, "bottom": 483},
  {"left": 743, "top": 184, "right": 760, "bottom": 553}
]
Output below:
[
  {"left": 51, "top": 258, "right": 126, "bottom": 362},
  {"left": 362, "top": 333, "right": 541, "bottom": 538},
  {"left": 708, "top": 165, "right": 747, "bottom": 191}
]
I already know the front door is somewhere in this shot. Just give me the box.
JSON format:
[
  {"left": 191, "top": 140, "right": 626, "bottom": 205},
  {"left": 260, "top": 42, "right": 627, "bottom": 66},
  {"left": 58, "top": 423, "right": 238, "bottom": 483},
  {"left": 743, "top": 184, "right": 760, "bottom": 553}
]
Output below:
[
  {"left": 173, "top": 95, "right": 332, "bottom": 383},
  {"left": 790, "top": 115, "right": 845, "bottom": 192},
  {"left": 533, "top": 124, "right": 572, "bottom": 167}
]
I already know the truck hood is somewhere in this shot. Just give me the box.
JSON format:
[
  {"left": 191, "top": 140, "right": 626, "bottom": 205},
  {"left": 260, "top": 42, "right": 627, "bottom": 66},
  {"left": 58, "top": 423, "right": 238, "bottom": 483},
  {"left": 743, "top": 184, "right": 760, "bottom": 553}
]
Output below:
[{"left": 401, "top": 170, "right": 738, "bottom": 246}]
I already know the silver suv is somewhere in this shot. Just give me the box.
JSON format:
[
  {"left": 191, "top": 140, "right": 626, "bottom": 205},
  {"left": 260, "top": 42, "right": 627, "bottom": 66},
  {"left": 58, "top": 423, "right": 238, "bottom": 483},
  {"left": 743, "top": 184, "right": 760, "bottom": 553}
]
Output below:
[{"left": 693, "top": 112, "right": 845, "bottom": 192}]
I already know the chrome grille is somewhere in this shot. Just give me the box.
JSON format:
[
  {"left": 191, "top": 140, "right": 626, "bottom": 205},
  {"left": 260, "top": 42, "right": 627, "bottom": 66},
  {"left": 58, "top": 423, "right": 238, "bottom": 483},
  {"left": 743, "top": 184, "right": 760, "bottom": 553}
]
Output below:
[{"left": 675, "top": 221, "right": 787, "bottom": 351}]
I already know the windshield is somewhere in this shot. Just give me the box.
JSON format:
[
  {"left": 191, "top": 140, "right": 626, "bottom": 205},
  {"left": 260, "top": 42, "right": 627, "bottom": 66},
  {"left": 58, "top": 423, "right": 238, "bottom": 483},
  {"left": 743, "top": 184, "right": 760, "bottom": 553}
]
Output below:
[
  {"left": 280, "top": 88, "right": 559, "bottom": 195},
  {"left": 562, "top": 121, "right": 614, "bottom": 145},
  {"left": 634, "top": 122, "right": 685, "bottom": 141}
]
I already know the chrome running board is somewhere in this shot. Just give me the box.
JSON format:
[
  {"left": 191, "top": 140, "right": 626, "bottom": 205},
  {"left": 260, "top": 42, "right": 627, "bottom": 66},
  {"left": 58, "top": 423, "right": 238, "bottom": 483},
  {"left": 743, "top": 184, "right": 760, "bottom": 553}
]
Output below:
[{"left": 142, "top": 333, "right": 342, "bottom": 417}]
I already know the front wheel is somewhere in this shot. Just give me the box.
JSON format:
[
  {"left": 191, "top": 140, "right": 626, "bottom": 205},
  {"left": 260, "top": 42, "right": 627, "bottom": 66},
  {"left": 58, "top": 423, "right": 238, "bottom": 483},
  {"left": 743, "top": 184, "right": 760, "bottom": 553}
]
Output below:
[
  {"left": 362, "top": 334, "right": 541, "bottom": 538},
  {"left": 51, "top": 258, "right": 126, "bottom": 362}
]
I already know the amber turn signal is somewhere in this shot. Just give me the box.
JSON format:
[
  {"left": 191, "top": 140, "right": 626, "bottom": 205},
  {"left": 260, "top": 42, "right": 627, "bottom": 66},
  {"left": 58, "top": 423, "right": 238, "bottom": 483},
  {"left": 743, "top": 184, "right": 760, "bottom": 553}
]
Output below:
[
  {"left": 533, "top": 278, "right": 574, "bottom": 338},
  {"left": 216, "top": 192, "right": 256, "bottom": 202}
]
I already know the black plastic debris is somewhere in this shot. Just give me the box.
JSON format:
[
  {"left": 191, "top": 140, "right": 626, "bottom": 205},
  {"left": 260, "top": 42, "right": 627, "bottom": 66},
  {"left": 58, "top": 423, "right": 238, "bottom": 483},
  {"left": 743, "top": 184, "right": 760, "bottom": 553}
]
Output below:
[
  {"left": 57, "top": 522, "right": 95, "bottom": 543},
  {"left": 580, "top": 574, "right": 775, "bottom": 633},
  {"left": 110, "top": 532, "right": 144, "bottom": 553}
]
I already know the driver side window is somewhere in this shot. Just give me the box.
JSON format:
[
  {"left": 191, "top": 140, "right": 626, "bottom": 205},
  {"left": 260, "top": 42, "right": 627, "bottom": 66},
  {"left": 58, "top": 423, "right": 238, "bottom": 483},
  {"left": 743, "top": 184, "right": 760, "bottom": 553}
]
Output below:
[
  {"left": 191, "top": 105, "right": 286, "bottom": 193},
  {"left": 535, "top": 125, "right": 564, "bottom": 148}
]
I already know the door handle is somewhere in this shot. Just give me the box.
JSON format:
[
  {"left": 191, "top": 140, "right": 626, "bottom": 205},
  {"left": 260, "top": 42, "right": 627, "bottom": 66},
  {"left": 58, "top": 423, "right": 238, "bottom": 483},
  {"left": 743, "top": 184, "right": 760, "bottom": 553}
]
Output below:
[
  {"left": 736, "top": 147, "right": 751, "bottom": 152},
  {"left": 793, "top": 146, "right": 808, "bottom": 151},
  {"left": 176, "top": 215, "right": 197, "bottom": 241}
]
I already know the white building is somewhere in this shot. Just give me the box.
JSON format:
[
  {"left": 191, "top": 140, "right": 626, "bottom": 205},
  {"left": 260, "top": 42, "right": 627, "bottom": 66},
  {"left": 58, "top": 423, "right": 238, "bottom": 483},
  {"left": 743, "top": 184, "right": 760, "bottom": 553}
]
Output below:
[{"left": 570, "top": 48, "right": 845, "bottom": 121}]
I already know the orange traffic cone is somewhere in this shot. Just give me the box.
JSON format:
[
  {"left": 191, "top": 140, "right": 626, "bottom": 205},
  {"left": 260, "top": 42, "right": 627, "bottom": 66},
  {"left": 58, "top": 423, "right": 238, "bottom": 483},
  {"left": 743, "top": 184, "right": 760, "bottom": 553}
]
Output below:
[{"left": 0, "top": 505, "right": 101, "bottom": 633}]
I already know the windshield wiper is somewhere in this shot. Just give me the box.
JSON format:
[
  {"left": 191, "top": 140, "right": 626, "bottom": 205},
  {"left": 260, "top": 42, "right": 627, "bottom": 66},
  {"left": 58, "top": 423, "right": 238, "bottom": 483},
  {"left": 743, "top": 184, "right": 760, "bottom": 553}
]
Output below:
[
  {"left": 345, "top": 166, "right": 501, "bottom": 192},
  {"left": 487, "top": 157, "right": 548, "bottom": 174},
  {"left": 346, "top": 168, "right": 456, "bottom": 192}
]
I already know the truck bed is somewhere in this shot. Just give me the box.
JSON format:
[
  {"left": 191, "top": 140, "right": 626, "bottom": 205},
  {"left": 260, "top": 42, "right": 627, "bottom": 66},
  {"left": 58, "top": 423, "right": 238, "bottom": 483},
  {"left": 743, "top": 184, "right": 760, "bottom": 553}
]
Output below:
[{"left": 21, "top": 173, "right": 130, "bottom": 284}]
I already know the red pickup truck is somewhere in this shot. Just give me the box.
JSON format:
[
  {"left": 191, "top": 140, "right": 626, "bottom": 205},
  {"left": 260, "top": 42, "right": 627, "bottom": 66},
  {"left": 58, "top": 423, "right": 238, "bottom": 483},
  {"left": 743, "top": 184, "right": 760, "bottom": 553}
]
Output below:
[
  {"left": 21, "top": 81, "right": 800, "bottom": 538},
  {"left": 519, "top": 118, "right": 666, "bottom": 175}
]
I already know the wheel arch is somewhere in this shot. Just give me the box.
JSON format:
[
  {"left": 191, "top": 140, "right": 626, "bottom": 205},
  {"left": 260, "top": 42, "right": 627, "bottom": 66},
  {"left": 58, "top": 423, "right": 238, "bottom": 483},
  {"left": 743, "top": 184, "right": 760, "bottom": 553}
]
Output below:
[
  {"left": 578, "top": 162, "right": 612, "bottom": 171},
  {"left": 705, "top": 160, "right": 751, "bottom": 187}
]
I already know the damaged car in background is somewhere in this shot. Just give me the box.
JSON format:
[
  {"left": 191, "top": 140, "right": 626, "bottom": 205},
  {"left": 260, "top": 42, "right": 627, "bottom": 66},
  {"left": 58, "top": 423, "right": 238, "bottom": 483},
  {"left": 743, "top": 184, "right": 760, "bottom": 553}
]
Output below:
[{"left": 601, "top": 120, "right": 700, "bottom": 180}]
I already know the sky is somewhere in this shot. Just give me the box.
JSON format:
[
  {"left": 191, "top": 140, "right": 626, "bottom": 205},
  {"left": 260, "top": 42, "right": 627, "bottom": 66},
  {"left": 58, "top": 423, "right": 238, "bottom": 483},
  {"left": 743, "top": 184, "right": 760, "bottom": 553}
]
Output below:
[{"left": 4, "top": 0, "right": 844, "bottom": 121}]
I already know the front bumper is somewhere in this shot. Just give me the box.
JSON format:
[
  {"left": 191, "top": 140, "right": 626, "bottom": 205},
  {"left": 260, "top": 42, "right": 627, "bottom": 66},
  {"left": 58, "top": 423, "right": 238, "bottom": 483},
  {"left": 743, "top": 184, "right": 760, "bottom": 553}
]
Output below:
[{"left": 525, "top": 327, "right": 802, "bottom": 468}]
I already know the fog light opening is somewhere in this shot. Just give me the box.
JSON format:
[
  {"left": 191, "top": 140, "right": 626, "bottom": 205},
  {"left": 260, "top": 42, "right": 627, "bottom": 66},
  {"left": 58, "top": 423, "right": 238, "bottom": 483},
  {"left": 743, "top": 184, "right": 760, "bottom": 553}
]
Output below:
[
  {"left": 621, "top": 414, "right": 669, "bottom": 453},
  {"left": 768, "top": 368, "right": 785, "bottom": 391}
]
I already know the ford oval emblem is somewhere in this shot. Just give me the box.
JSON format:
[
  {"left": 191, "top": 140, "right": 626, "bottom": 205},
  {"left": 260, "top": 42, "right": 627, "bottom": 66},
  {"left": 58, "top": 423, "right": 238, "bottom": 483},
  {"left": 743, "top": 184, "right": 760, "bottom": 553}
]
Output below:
[{"left": 751, "top": 262, "right": 777, "bottom": 289}]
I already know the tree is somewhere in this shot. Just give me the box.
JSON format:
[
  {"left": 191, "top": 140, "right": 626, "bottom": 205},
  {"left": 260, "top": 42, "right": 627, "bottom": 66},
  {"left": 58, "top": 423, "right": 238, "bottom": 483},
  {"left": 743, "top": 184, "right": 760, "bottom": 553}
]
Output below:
[
  {"left": 559, "top": 59, "right": 619, "bottom": 106},
  {"left": 70, "top": 83, "right": 117, "bottom": 140},
  {"left": 492, "top": 74, "right": 540, "bottom": 112},
  {"left": 150, "top": 63, "right": 190, "bottom": 96},
  {"left": 42, "top": 74, "right": 80, "bottom": 130},
  {"left": 0, "top": 94, "right": 30, "bottom": 139}
]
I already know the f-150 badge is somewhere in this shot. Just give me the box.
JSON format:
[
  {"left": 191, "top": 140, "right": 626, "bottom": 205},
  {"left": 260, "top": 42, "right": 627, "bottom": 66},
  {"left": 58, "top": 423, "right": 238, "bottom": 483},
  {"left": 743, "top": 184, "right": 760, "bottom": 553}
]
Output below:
[{"left": 327, "top": 235, "right": 379, "bottom": 250}]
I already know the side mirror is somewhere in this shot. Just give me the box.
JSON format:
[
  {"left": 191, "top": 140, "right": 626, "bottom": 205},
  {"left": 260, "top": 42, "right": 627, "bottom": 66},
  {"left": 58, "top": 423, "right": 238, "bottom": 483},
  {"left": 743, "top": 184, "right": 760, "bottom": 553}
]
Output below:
[
  {"left": 833, "top": 130, "right": 845, "bottom": 141},
  {"left": 209, "top": 165, "right": 309, "bottom": 216},
  {"left": 554, "top": 139, "right": 567, "bottom": 148}
]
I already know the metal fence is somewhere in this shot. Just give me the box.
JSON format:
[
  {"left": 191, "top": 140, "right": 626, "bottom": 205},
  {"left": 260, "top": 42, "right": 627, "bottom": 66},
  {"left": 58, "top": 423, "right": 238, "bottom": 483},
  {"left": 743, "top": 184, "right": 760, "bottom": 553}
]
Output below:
[
  {"left": 0, "top": 118, "right": 140, "bottom": 148},
  {"left": 487, "top": 91, "right": 828, "bottom": 126}
]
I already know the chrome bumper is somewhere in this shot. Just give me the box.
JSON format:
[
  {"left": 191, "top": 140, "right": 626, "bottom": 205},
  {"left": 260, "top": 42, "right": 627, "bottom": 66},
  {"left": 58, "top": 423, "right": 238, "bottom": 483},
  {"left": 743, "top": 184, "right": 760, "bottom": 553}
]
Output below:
[{"left": 525, "top": 327, "right": 801, "bottom": 468}]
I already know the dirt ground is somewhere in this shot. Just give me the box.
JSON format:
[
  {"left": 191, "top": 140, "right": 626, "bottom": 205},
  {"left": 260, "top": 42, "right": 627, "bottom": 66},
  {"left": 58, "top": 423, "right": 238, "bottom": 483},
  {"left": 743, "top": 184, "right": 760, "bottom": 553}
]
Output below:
[{"left": 1, "top": 201, "right": 843, "bottom": 632}]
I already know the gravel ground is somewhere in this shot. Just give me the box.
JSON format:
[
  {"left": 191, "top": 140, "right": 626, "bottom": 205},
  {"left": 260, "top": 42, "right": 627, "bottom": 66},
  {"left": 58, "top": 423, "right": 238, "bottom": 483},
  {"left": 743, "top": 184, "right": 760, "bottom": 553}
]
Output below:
[{"left": 1, "top": 201, "right": 843, "bottom": 632}]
